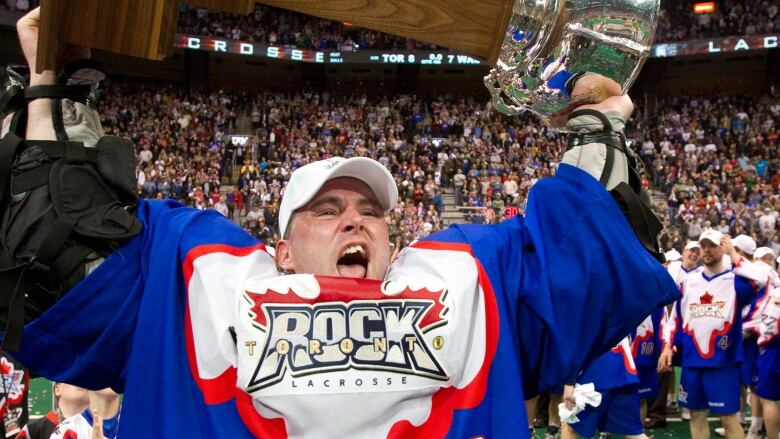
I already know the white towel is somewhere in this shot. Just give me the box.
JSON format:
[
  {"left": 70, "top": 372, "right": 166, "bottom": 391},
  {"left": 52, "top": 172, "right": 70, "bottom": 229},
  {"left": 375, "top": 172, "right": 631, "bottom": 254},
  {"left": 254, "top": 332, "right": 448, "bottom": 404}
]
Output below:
[{"left": 558, "top": 383, "right": 603, "bottom": 424}]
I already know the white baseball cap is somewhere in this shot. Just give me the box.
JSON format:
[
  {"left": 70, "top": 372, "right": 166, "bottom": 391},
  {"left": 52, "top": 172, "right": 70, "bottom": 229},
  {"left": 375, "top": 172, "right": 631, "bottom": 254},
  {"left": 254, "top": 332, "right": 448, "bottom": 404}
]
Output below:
[
  {"left": 698, "top": 229, "right": 723, "bottom": 245},
  {"left": 684, "top": 241, "right": 700, "bottom": 251},
  {"left": 278, "top": 157, "right": 398, "bottom": 237},
  {"left": 665, "top": 249, "right": 682, "bottom": 262},
  {"left": 754, "top": 247, "right": 775, "bottom": 260},
  {"left": 732, "top": 234, "right": 756, "bottom": 255}
]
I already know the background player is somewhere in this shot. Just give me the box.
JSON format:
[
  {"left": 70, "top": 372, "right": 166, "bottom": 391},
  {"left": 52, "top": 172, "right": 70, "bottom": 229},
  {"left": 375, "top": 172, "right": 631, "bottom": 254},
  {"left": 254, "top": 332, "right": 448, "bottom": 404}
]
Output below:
[
  {"left": 659, "top": 230, "right": 765, "bottom": 439},
  {"left": 15, "top": 383, "right": 88, "bottom": 439},
  {"left": 49, "top": 388, "right": 120, "bottom": 439}
]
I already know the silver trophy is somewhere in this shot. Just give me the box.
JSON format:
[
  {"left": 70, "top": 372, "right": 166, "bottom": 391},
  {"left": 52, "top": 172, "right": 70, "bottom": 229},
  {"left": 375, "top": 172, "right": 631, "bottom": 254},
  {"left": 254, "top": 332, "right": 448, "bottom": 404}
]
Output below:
[{"left": 484, "top": 0, "right": 659, "bottom": 121}]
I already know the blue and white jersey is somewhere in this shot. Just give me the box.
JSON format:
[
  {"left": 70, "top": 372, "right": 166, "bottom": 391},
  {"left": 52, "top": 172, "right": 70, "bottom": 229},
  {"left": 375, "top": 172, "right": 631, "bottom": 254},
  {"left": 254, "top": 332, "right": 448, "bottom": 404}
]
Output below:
[
  {"left": 10, "top": 165, "right": 679, "bottom": 438},
  {"left": 665, "top": 260, "right": 765, "bottom": 368},
  {"left": 632, "top": 308, "right": 664, "bottom": 368},
  {"left": 747, "top": 285, "right": 780, "bottom": 348},
  {"left": 660, "top": 262, "right": 702, "bottom": 355},
  {"left": 742, "top": 261, "right": 774, "bottom": 336}
]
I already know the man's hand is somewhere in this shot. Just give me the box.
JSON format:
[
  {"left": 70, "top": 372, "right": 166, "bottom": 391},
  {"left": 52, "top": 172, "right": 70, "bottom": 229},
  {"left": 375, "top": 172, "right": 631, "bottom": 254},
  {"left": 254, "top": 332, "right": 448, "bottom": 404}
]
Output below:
[
  {"left": 15, "top": 7, "right": 89, "bottom": 140},
  {"left": 16, "top": 7, "right": 90, "bottom": 85},
  {"left": 91, "top": 411, "right": 103, "bottom": 439},
  {"left": 563, "top": 384, "right": 576, "bottom": 410},
  {"left": 569, "top": 73, "right": 623, "bottom": 103},
  {"left": 721, "top": 235, "right": 740, "bottom": 264},
  {"left": 549, "top": 74, "right": 629, "bottom": 128},
  {"left": 657, "top": 345, "right": 673, "bottom": 372},
  {"left": 16, "top": 7, "right": 47, "bottom": 83}
]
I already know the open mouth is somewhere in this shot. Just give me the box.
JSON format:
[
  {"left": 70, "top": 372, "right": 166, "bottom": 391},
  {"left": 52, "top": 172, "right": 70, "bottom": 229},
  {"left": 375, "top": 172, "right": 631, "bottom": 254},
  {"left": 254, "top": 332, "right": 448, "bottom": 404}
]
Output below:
[{"left": 337, "top": 244, "right": 369, "bottom": 278}]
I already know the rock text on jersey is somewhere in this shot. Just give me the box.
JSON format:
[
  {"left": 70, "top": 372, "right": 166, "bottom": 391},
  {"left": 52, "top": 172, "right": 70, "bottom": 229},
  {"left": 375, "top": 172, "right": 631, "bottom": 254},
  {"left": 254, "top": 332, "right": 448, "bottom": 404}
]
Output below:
[
  {"left": 689, "top": 292, "right": 727, "bottom": 320},
  {"left": 245, "top": 299, "right": 449, "bottom": 391}
]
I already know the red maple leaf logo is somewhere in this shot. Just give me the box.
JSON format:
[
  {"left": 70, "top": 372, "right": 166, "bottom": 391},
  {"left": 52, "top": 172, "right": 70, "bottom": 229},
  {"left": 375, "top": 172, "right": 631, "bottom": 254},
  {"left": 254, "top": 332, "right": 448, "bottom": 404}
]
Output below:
[
  {"left": 700, "top": 292, "right": 714, "bottom": 304},
  {"left": 0, "top": 358, "right": 11, "bottom": 375},
  {"left": 245, "top": 276, "right": 447, "bottom": 331}
]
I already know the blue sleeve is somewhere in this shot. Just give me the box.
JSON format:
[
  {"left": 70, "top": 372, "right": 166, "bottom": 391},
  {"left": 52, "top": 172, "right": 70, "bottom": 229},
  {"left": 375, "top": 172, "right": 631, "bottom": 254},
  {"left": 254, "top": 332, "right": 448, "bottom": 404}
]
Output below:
[
  {"left": 436, "top": 165, "right": 680, "bottom": 394},
  {"left": 10, "top": 199, "right": 257, "bottom": 391},
  {"left": 518, "top": 165, "right": 679, "bottom": 391},
  {"left": 734, "top": 275, "right": 758, "bottom": 306}
]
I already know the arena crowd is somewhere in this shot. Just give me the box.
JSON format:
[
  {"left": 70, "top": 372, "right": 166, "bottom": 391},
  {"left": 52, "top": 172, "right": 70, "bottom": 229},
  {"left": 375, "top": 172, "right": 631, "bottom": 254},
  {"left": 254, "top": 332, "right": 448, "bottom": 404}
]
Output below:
[
  {"left": 657, "top": 0, "right": 779, "bottom": 42},
  {"left": 176, "top": 1, "right": 779, "bottom": 48},
  {"left": 94, "top": 78, "right": 778, "bottom": 258}
]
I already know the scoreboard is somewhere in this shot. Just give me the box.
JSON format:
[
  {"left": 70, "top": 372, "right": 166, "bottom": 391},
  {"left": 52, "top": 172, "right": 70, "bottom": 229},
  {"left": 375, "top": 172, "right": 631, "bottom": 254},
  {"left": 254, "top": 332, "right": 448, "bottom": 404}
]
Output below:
[{"left": 176, "top": 33, "right": 779, "bottom": 65}]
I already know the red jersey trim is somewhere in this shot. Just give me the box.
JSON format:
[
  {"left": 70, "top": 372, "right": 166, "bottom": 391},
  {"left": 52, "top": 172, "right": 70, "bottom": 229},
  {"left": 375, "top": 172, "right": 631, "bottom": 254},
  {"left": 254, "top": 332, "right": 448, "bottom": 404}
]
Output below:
[
  {"left": 386, "top": 241, "right": 500, "bottom": 438},
  {"left": 183, "top": 243, "right": 269, "bottom": 405}
]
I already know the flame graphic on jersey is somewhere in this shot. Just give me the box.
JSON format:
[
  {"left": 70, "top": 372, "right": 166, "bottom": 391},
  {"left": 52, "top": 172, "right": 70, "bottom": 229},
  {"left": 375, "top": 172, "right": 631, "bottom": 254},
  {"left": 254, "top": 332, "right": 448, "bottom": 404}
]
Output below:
[
  {"left": 245, "top": 278, "right": 448, "bottom": 332},
  {"left": 684, "top": 290, "right": 734, "bottom": 358}
]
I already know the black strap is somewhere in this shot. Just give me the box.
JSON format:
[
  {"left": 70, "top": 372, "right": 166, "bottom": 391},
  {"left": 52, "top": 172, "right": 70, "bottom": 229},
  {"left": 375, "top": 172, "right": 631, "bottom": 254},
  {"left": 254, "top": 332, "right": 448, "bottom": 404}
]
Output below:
[
  {"left": 65, "top": 142, "right": 86, "bottom": 164},
  {"left": 35, "top": 217, "right": 75, "bottom": 264},
  {"left": 566, "top": 109, "right": 627, "bottom": 186},
  {"left": 566, "top": 131, "right": 627, "bottom": 153},
  {"left": 0, "top": 84, "right": 91, "bottom": 119},
  {"left": 27, "top": 140, "right": 98, "bottom": 164},
  {"left": 600, "top": 142, "right": 615, "bottom": 186},
  {"left": 51, "top": 97, "right": 68, "bottom": 142},
  {"left": 24, "top": 85, "right": 92, "bottom": 102},
  {"left": 11, "top": 164, "right": 50, "bottom": 194},
  {"left": 568, "top": 108, "right": 615, "bottom": 131}
]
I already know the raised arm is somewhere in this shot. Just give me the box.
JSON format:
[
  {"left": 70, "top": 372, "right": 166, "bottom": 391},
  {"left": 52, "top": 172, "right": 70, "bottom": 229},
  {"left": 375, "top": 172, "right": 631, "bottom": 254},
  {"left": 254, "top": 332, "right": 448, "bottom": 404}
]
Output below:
[
  {"left": 0, "top": 7, "right": 140, "bottom": 349},
  {"left": 16, "top": 7, "right": 58, "bottom": 140}
]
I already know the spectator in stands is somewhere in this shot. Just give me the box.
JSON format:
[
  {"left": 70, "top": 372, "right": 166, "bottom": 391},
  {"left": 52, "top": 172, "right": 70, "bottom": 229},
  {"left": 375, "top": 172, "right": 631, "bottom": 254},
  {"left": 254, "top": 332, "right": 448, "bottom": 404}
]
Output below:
[{"left": 214, "top": 194, "right": 229, "bottom": 217}]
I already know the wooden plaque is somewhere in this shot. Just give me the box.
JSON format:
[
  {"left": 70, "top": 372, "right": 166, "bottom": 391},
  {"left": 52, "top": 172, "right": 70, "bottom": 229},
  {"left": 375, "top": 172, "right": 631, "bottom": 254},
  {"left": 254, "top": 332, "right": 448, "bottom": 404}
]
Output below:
[
  {"left": 36, "top": 0, "right": 514, "bottom": 73},
  {"left": 253, "top": 0, "right": 514, "bottom": 63}
]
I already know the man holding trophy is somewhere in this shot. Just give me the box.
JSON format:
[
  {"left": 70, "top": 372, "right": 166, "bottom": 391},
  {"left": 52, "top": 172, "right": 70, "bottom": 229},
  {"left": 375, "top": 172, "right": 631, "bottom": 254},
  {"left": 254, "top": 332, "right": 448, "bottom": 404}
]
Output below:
[{"left": 0, "top": 1, "right": 676, "bottom": 437}]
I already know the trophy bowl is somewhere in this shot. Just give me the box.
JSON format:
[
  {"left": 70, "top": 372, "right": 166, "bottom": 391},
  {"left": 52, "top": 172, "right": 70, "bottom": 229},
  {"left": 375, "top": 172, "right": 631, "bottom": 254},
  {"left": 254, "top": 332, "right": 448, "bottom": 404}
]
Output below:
[{"left": 484, "top": 0, "right": 659, "bottom": 120}]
